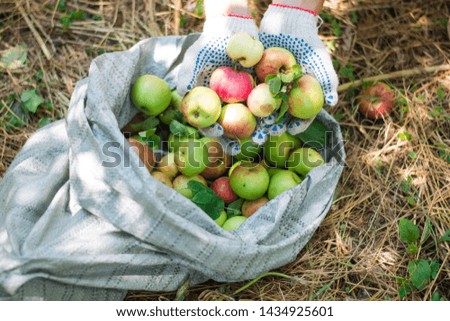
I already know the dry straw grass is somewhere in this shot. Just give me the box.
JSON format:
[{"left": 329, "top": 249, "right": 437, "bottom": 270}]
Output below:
[{"left": 1, "top": 0, "right": 449, "bottom": 301}]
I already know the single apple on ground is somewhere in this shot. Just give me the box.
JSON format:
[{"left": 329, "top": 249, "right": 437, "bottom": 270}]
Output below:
[
  {"left": 127, "top": 137, "right": 156, "bottom": 172},
  {"left": 229, "top": 162, "right": 270, "bottom": 200},
  {"left": 151, "top": 171, "right": 173, "bottom": 187},
  {"left": 268, "top": 170, "right": 302, "bottom": 200},
  {"left": 222, "top": 215, "right": 247, "bottom": 231},
  {"left": 180, "top": 86, "right": 222, "bottom": 128},
  {"left": 174, "top": 139, "right": 209, "bottom": 176},
  {"left": 287, "top": 147, "right": 325, "bottom": 176},
  {"left": 357, "top": 82, "right": 395, "bottom": 120},
  {"left": 288, "top": 74, "right": 324, "bottom": 119},
  {"left": 217, "top": 103, "right": 256, "bottom": 139},
  {"left": 173, "top": 174, "right": 207, "bottom": 199},
  {"left": 255, "top": 47, "right": 297, "bottom": 82},
  {"left": 210, "top": 66, "right": 254, "bottom": 103},
  {"left": 131, "top": 74, "right": 172, "bottom": 116},
  {"left": 226, "top": 32, "right": 264, "bottom": 68},
  {"left": 241, "top": 197, "right": 269, "bottom": 217},
  {"left": 210, "top": 176, "right": 239, "bottom": 205},
  {"left": 264, "top": 132, "right": 301, "bottom": 168},
  {"left": 247, "top": 83, "right": 282, "bottom": 117}
]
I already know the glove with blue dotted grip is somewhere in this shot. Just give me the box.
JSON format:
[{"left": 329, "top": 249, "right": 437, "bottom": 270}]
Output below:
[
  {"left": 176, "top": 14, "right": 259, "bottom": 156},
  {"left": 177, "top": 15, "right": 258, "bottom": 96},
  {"left": 259, "top": 4, "right": 339, "bottom": 135}
]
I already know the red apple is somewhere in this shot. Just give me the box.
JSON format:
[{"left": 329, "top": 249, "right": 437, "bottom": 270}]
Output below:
[
  {"left": 127, "top": 137, "right": 155, "bottom": 172},
  {"left": 210, "top": 176, "right": 238, "bottom": 204},
  {"left": 217, "top": 103, "right": 256, "bottom": 139},
  {"left": 210, "top": 66, "right": 254, "bottom": 103},
  {"left": 254, "top": 47, "right": 297, "bottom": 83},
  {"left": 357, "top": 82, "right": 395, "bottom": 120},
  {"left": 288, "top": 74, "right": 324, "bottom": 119},
  {"left": 241, "top": 197, "right": 269, "bottom": 217},
  {"left": 247, "top": 83, "right": 282, "bottom": 117}
]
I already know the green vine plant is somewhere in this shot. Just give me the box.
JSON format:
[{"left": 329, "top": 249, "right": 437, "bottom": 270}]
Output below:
[{"left": 397, "top": 218, "right": 449, "bottom": 300}]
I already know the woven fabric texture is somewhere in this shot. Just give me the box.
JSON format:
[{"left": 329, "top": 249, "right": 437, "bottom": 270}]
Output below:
[{"left": 0, "top": 35, "right": 345, "bottom": 301}]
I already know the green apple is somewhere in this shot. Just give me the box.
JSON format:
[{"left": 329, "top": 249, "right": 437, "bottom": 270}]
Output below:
[
  {"left": 173, "top": 174, "right": 207, "bottom": 199},
  {"left": 267, "top": 167, "right": 285, "bottom": 177},
  {"left": 180, "top": 86, "right": 222, "bottom": 128},
  {"left": 287, "top": 147, "right": 325, "bottom": 176},
  {"left": 268, "top": 170, "right": 302, "bottom": 200},
  {"left": 235, "top": 137, "right": 262, "bottom": 162},
  {"left": 288, "top": 74, "right": 324, "bottom": 119},
  {"left": 264, "top": 132, "right": 301, "bottom": 168},
  {"left": 131, "top": 74, "right": 171, "bottom": 116},
  {"left": 222, "top": 215, "right": 247, "bottom": 231},
  {"left": 174, "top": 139, "right": 209, "bottom": 176},
  {"left": 229, "top": 162, "right": 270, "bottom": 200},
  {"left": 228, "top": 160, "right": 242, "bottom": 177},
  {"left": 214, "top": 210, "right": 227, "bottom": 227},
  {"left": 168, "top": 125, "right": 199, "bottom": 151}
]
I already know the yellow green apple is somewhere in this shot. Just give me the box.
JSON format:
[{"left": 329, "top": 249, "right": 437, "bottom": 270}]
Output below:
[
  {"left": 287, "top": 147, "right": 324, "bottom": 176},
  {"left": 268, "top": 170, "right": 302, "bottom": 200},
  {"left": 131, "top": 74, "right": 171, "bottom": 116},
  {"left": 263, "top": 132, "right": 301, "bottom": 168},
  {"left": 229, "top": 162, "right": 270, "bottom": 200}
]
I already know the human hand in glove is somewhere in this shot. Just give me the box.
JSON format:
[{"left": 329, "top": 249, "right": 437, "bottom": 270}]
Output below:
[{"left": 257, "top": 0, "right": 339, "bottom": 137}]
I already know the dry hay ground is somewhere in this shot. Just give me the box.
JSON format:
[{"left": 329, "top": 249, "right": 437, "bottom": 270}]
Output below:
[{"left": 0, "top": 0, "right": 449, "bottom": 301}]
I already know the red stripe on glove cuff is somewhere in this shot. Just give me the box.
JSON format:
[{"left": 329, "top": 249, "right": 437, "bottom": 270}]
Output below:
[{"left": 269, "top": 3, "right": 318, "bottom": 16}]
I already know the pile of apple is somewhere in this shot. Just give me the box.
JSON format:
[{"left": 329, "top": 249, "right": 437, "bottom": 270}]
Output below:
[{"left": 124, "top": 32, "right": 326, "bottom": 231}]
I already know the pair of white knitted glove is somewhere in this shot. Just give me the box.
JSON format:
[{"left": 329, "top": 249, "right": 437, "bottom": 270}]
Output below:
[{"left": 177, "top": 4, "right": 339, "bottom": 155}]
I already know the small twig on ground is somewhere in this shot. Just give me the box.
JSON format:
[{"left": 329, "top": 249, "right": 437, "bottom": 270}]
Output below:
[
  {"left": 338, "top": 64, "right": 450, "bottom": 92},
  {"left": 17, "top": 5, "right": 52, "bottom": 60}
]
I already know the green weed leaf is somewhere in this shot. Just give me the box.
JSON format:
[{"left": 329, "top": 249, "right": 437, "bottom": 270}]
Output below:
[
  {"left": 130, "top": 116, "right": 159, "bottom": 132},
  {"left": 408, "top": 259, "right": 431, "bottom": 290},
  {"left": 430, "top": 260, "right": 440, "bottom": 279},
  {"left": 292, "top": 64, "right": 303, "bottom": 82},
  {"left": 226, "top": 198, "right": 244, "bottom": 218},
  {"left": 399, "top": 284, "right": 413, "bottom": 299},
  {"left": 296, "top": 120, "right": 328, "bottom": 149},
  {"left": 267, "top": 76, "right": 282, "bottom": 95},
  {"left": 20, "top": 89, "right": 44, "bottom": 113},
  {"left": 188, "top": 181, "right": 224, "bottom": 220},
  {"left": 169, "top": 119, "right": 191, "bottom": 136},
  {"left": 440, "top": 229, "right": 450, "bottom": 242},
  {"left": 276, "top": 98, "right": 289, "bottom": 122},
  {"left": 398, "top": 218, "right": 420, "bottom": 244}
]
